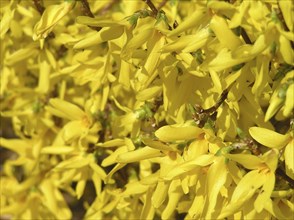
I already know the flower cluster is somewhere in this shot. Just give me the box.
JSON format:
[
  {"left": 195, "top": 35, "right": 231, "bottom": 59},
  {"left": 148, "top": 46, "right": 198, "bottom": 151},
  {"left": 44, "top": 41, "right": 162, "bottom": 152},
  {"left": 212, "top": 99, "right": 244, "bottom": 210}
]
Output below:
[{"left": 1, "top": 0, "right": 293, "bottom": 219}]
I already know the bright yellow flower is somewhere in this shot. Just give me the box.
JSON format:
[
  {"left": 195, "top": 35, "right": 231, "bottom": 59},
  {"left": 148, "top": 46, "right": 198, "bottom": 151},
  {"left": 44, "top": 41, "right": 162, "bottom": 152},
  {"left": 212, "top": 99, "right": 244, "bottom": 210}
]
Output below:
[{"left": 33, "top": 1, "right": 76, "bottom": 40}]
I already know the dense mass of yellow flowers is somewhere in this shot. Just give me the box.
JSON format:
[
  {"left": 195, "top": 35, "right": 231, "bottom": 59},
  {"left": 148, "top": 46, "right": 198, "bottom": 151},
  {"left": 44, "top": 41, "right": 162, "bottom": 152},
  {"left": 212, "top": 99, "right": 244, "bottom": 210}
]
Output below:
[{"left": 0, "top": 0, "right": 293, "bottom": 219}]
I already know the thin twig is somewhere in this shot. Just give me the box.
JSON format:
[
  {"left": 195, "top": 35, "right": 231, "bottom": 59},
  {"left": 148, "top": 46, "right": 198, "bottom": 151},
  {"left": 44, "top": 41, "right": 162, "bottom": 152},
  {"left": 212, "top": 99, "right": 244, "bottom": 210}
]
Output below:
[
  {"left": 32, "top": 0, "right": 45, "bottom": 15},
  {"left": 158, "top": 0, "right": 168, "bottom": 10},
  {"left": 143, "top": 0, "right": 158, "bottom": 17},
  {"left": 80, "top": 0, "right": 95, "bottom": 18},
  {"left": 203, "top": 89, "right": 228, "bottom": 114},
  {"left": 98, "top": 0, "right": 120, "bottom": 16},
  {"left": 240, "top": 28, "right": 252, "bottom": 44}
]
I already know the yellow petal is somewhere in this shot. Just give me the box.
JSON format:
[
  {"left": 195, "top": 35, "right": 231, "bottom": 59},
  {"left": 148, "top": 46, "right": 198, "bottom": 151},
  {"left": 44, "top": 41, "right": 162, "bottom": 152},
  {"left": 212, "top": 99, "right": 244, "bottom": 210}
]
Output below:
[
  {"left": 140, "top": 188, "right": 155, "bottom": 219},
  {"left": 0, "top": 7, "right": 15, "bottom": 39},
  {"left": 152, "top": 181, "right": 170, "bottom": 208},
  {"left": 155, "top": 124, "right": 204, "bottom": 142},
  {"left": 62, "top": 120, "right": 87, "bottom": 142},
  {"left": 254, "top": 172, "right": 275, "bottom": 213},
  {"left": 283, "top": 83, "right": 294, "bottom": 117},
  {"left": 251, "top": 56, "right": 270, "bottom": 97},
  {"left": 264, "top": 90, "right": 284, "bottom": 122},
  {"left": 279, "top": 35, "right": 294, "bottom": 65},
  {"left": 209, "top": 70, "right": 223, "bottom": 94},
  {"left": 121, "top": 28, "right": 153, "bottom": 60},
  {"left": 37, "top": 56, "right": 51, "bottom": 94},
  {"left": 118, "top": 59, "right": 131, "bottom": 88},
  {"left": 98, "top": 138, "right": 125, "bottom": 148},
  {"left": 231, "top": 170, "right": 266, "bottom": 203},
  {"left": 33, "top": 1, "right": 75, "bottom": 40},
  {"left": 162, "top": 28, "right": 209, "bottom": 53},
  {"left": 206, "top": 157, "right": 228, "bottom": 219},
  {"left": 229, "top": 1, "right": 249, "bottom": 28},
  {"left": 54, "top": 156, "right": 89, "bottom": 170},
  {"left": 264, "top": 198, "right": 290, "bottom": 219},
  {"left": 225, "top": 153, "right": 263, "bottom": 170},
  {"left": 143, "top": 138, "right": 178, "bottom": 152},
  {"left": 47, "top": 98, "right": 85, "bottom": 120},
  {"left": 122, "top": 181, "right": 149, "bottom": 196},
  {"left": 116, "top": 147, "right": 163, "bottom": 163},
  {"left": 278, "top": 0, "right": 294, "bottom": 32},
  {"left": 249, "top": 127, "right": 291, "bottom": 149},
  {"left": 76, "top": 179, "right": 87, "bottom": 199},
  {"left": 5, "top": 46, "right": 38, "bottom": 66},
  {"left": 105, "top": 163, "right": 126, "bottom": 183},
  {"left": 210, "top": 15, "right": 242, "bottom": 50},
  {"left": 208, "top": 48, "right": 246, "bottom": 72},
  {"left": 262, "top": 149, "right": 279, "bottom": 172},
  {"left": 284, "top": 139, "right": 294, "bottom": 180},
  {"left": 40, "top": 146, "right": 74, "bottom": 154},
  {"left": 164, "top": 154, "right": 214, "bottom": 180},
  {"left": 89, "top": 162, "right": 107, "bottom": 180},
  {"left": 136, "top": 85, "right": 162, "bottom": 101},
  {"left": 76, "top": 16, "right": 126, "bottom": 27},
  {"left": 101, "top": 146, "right": 128, "bottom": 167},
  {"left": 0, "top": 138, "right": 30, "bottom": 156},
  {"left": 168, "top": 9, "right": 207, "bottom": 37},
  {"left": 219, "top": 170, "right": 266, "bottom": 218},
  {"left": 162, "top": 180, "right": 182, "bottom": 219},
  {"left": 74, "top": 26, "right": 124, "bottom": 49}
]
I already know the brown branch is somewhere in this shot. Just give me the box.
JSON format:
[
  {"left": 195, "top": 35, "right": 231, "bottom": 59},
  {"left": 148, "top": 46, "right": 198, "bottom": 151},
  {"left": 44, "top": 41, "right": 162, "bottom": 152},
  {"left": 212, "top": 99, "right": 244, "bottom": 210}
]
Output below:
[
  {"left": 203, "top": 89, "right": 228, "bottom": 114},
  {"left": 143, "top": 0, "right": 158, "bottom": 17},
  {"left": 32, "top": 0, "right": 45, "bottom": 15},
  {"left": 80, "top": 0, "right": 101, "bottom": 31},
  {"left": 240, "top": 27, "right": 252, "bottom": 44},
  {"left": 80, "top": 0, "right": 95, "bottom": 18},
  {"left": 98, "top": 0, "right": 120, "bottom": 16},
  {"left": 158, "top": 0, "right": 168, "bottom": 10}
]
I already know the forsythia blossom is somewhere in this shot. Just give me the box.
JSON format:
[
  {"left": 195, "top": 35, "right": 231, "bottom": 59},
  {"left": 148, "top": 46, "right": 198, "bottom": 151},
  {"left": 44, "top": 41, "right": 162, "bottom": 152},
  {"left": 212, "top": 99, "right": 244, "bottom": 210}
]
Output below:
[{"left": 1, "top": 0, "right": 293, "bottom": 219}]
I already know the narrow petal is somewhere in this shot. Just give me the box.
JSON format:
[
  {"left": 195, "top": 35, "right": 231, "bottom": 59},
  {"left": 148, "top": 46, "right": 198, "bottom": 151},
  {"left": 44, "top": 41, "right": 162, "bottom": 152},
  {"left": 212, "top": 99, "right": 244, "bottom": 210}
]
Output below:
[
  {"left": 254, "top": 172, "right": 275, "bottom": 213},
  {"left": 89, "top": 162, "right": 107, "bottom": 180},
  {"left": 231, "top": 170, "right": 266, "bottom": 203},
  {"left": 168, "top": 9, "right": 207, "bottom": 37},
  {"left": 143, "top": 138, "right": 178, "bottom": 152},
  {"left": 225, "top": 153, "right": 263, "bottom": 170},
  {"left": 206, "top": 157, "right": 227, "bottom": 219},
  {"left": 62, "top": 120, "right": 86, "bottom": 142},
  {"left": 210, "top": 15, "right": 242, "bottom": 50},
  {"left": 284, "top": 139, "right": 294, "bottom": 179},
  {"left": 33, "top": 2, "right": 75, "bottom": 40},
  {"left": 76, "top": 179, "right": 87, "bottom": 199},
  {"left": 249, "top": 127, "right": 290, "bottom": 149},
  {"left": 48, "top": 98, "right": 85, "bottom": 120},
  {"left": 140, "top": 188, "right": 155, "bottom": 219},
  {"left": 74, "top": 26, "right": 124, "bottom": 49},
  {"left": 155, "top": 124, "right": 203, "bottom": 142},
  {"left": 162, "top": 180, "right": 183, "bottom": 219},
  {"left": 283, "top": 83, "right": 294, "bottom": 117},
  {"left": 152, "top": 181, "right": 170, "bottom": 208},
  {"left": 116, "top": 147, "right": 163, "bottom": 163},
  {"left": 40, "top": 146, "right": 74, "bottom": 154},
  {"left": 278, "top": 0, "right": 293, "bottom": 32},
  {"left": 76, "top": 16, "right": 126, "bottom": 27}
]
